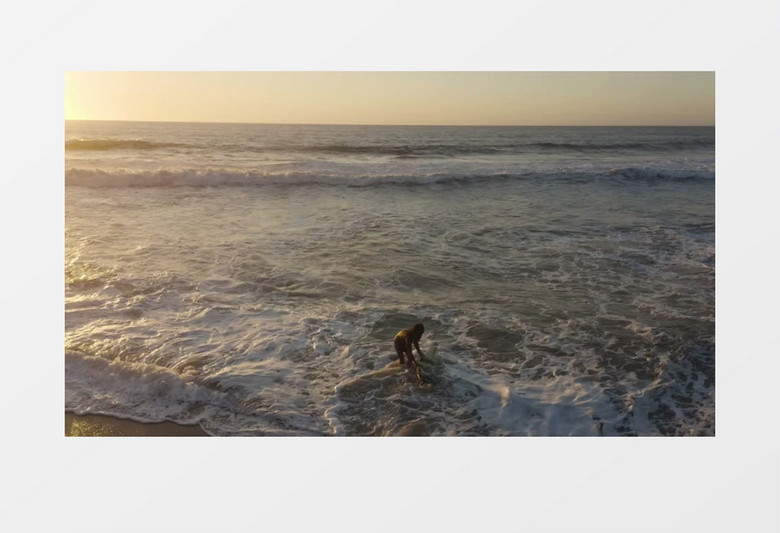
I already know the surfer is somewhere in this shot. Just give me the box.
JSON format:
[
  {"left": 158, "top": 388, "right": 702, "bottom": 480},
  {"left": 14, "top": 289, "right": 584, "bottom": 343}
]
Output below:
[{"left": 393, "top": 323, "right": 425, "bottom": 369}]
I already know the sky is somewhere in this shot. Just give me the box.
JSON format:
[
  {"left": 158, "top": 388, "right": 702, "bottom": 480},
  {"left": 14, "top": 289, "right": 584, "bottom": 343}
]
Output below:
[{"left": 64, "top": 72, "right": 714, "bottom": 126}]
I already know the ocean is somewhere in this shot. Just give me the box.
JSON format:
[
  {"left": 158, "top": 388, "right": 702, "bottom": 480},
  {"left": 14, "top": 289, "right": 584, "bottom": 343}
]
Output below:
[{"left": 65, "top": 121, "right": 715, "bottom": 436}]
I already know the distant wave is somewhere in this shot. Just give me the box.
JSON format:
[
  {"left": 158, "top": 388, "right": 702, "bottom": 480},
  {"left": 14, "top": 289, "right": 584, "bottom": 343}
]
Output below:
[
  {"left": 65, "top": 166, "right": 715, "bottom": 188},
  {"left": 528, "top": 140, "right": 714, "bottom": 151},
  {"left": 608, "top": 167, "right": 715, "bottom": 181},
  {"left": 65, "top": 138, "right": 713, "bottom": 155},
  {"left": 259, "top": 139, "right": 714, "bottom": 157},
  {"left": 65, "top": 139, "right": 192, "bottom": 151}
]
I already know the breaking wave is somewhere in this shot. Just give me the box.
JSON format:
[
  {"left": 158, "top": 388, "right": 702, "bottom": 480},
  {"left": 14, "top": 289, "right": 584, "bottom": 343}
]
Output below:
[
  {"left": 65, "top": 166, "right": 715, "bottom": 188},
  {"left": 65, "top": 138, "right": 713, "bottom": 156},
  {"left": 65, "top": 138, "right": 193, "bottom": 151},
  {"left": 291, "top": 139, "right": 714, "bottom": 157}
]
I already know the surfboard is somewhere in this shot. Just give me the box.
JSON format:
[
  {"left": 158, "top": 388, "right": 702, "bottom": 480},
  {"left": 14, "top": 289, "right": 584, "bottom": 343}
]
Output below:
[{"left": 415, "top": 349, "right": 445, "bottom": 387}]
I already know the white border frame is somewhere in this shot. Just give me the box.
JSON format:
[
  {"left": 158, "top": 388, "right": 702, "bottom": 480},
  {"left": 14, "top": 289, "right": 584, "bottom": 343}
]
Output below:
[{"left": 3, "top": 1, "right": 779, "bottom": 532}]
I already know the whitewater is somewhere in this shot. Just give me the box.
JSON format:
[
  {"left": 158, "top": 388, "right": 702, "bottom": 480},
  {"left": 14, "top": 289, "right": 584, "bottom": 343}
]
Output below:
[{"left": 65, "top": 121, "right": 715, "bottom": 436}]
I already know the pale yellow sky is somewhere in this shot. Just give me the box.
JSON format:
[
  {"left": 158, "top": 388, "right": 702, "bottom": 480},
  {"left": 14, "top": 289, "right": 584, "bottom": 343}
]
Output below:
[{"left": 64, "top": 72, "right": 714, "bottom": 126}]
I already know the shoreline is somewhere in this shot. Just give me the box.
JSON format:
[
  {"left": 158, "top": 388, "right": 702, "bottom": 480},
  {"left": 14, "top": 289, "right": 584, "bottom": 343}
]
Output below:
[{"left": 65, "top": 412, "right": 209, "bottom": 436}]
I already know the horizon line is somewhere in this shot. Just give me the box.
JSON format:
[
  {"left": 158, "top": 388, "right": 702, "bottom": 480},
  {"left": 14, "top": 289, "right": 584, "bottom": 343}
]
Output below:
[{"left": 64, "top": 118, "right": 715, "bottom": 128}]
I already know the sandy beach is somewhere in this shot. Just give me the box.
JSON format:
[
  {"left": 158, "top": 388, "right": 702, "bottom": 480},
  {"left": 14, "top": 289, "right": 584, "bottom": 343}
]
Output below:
[{"left": 65, "top": 412, "right": 209, "bottom": 436}]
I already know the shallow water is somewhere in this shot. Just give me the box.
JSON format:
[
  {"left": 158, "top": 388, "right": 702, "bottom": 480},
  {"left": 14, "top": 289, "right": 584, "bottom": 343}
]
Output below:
[{"left": 65, "top": 122, "right": 715, "bottom": 435}]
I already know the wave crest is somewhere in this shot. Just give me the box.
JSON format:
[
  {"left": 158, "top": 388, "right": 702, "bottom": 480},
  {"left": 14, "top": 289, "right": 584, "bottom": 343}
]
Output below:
[
  {"left": 65, "top": 138, "right": 191, "bottom": 151},
  {"left": 65, "top": 166, "right": 715, "bottom": 188},
  {"left": 65, "top": 138, "right": 714, "bottom": 156}
]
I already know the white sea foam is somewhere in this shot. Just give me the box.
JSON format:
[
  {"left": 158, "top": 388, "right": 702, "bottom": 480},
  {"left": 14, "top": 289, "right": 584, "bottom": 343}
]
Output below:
[{"left": 65, "top": 122, "right": 715, "bottom": 436}]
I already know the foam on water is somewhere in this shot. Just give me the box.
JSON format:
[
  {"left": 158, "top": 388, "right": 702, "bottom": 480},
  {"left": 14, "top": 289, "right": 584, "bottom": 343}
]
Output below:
[{"left": 65, "top": 122, "right": 715, "bottom": 436}]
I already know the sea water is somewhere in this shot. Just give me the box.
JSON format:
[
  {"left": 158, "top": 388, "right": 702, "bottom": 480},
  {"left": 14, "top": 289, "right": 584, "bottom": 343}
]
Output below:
[{"left": 65, "top": 121, "right": 715, "bottom": 435}]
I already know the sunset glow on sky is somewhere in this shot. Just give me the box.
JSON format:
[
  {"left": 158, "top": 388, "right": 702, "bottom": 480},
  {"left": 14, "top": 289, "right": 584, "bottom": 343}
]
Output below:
[{"left": 65, "top": 71, "right": 714, "bottom": 126}]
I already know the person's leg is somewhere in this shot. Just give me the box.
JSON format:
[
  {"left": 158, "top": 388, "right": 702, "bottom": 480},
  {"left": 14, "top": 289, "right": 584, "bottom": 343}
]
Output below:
[{"left": 395, "top": 339, "right": 406, "bottom": 365}]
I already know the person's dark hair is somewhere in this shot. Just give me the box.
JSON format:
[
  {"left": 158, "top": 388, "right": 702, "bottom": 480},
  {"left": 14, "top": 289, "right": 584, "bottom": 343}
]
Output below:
[{"left": 413, "top": 323, "right": 424, "bottom": 335}]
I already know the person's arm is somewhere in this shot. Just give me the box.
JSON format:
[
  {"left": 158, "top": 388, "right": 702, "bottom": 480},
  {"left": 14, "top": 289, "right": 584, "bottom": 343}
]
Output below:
[
  {"left": 405, "top": 341, "right": 418, "bottom": 368},
  {"left": 414, "top": 340, "right": 425, "bottom": 359}
]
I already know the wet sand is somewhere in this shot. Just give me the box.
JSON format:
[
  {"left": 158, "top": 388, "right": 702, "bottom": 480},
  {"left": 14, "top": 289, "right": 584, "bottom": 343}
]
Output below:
[{"left": 65, "top": 412, "right": 209, "bottom": 436}]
